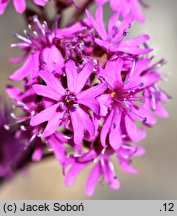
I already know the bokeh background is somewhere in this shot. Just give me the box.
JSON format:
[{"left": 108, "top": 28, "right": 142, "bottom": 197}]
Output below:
[{"left": 0, "top": 0, "right": 176, "bottom": 199}]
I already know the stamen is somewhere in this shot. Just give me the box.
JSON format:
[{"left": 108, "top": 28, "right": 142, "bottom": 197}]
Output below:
[
  {"left": 4, "top": 124, "right": 10, "bottom": 130},
  {"left": 20, "top": 125, "right": 27, "bottom": 131},
  {"left": 10, "top": 112, "right": 17, "bottom": 119},
  {"left": 17, "top": 101, "right": 30, "bottom": 111},
  {"left": 100, "top": 158, "right": 105, "bottom": 168},
  {"left": 101, "top": 145, "right": 107, "bottom": 155},
  {"left": 28, "top": 24, "right": 32, "bottom": 30},
  {"left": 33, "top": 31, "right": 38, "bottom": 37},
  {"left": 99, "top": 76, "right": 106, "bottom": 81},
  {"left": 113, "top": 122, "right": 116, "bottom": 129},
  {"left": 14, "top": 33, "right": 31, "bottom": 43},
  {"left": 29, "top": 134, "right": 37, "bottom": 143},
  {"left": 73, "top": 104, "right": 79, "bottom": 108},
  {"left": 131, "top": 111, "right": 147, "bottom": 123}
]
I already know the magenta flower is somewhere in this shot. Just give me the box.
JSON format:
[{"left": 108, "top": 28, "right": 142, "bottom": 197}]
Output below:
[
  {"left": 30, "top": 60, "right": 107, "bottom": 149},
  {"left": 55, "top": 20, "right": 93, "bottom": 67},
  {"left": 6, "top": 82, "right": 68, "bottom": 164},
  {"left": 144, "top": 85, "right": 169, "bottom": 119},
  {"left": 0, "top": 99, "right": 25, "bottom": 178},
  {"left": 6, "top": 82, "right": 45, "bottom": 161},
  {"left": 86, "top": 7, "right": 152, "bottom": 55},
  {"left": 0, "top": 0, "right": 49, "bottom": 15},
  {"left": 64, "top": 140, "right": 145, "bottom": 196},
  {"left": 10, "top": 16, "right": 64, "bottom": 82},
  {"left": 137, "top": 59, "right": 170, "bottom": 119},
  {"left": 98, "top": 57, "right": 160, "bottom": 149},
  {"left": 95, "top": 0, "right": 145, "bottom": 23}
]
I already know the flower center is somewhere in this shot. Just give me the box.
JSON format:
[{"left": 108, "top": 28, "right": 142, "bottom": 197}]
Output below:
[
  {"left": 63, "top": 90, "right": 77, "bottom": 108},
  {"left": 110, "top": 82, "right": 150, "bottom": 123}
]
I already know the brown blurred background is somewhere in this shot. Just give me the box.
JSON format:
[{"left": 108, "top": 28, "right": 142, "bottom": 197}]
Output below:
[{"left": 0, "top": 0, "right": 176, "bottom": 199}]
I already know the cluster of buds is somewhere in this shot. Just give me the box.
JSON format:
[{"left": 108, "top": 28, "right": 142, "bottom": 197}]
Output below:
[{"left": 1, "top": 0, "right": 169, "bottom": 196}]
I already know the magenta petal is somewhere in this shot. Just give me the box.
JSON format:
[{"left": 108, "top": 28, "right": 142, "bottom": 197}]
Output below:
[
  {"left": 9, "top": 54, "right": 33, "bottom": 80},
  {"left": 95, "top": 0, "right": 107, "bottom": 5},
  {"left": 104, "top": 59, "right": 123, "bottom": 89},
  {"left": 108, "top": 12, "right": 120, "bottom": 35},
  {"left": 118, "top": 44, "right": 153, "bottom": 55},
  {"left": 78, "top": 150, "right": 97, "bottom": 163},
  {"left": 32, "top": 148, "right": 43, "bottom": 161},
  {"left": 160, "top": 91, "right": 169, "bottom": 103},
  {"left": 122, "top": 35, "right": 150, "bottom": 47},
  {"left": 109, "top": 108, "right": 122, "bottom": 150},
  {"left": 133, "top": 58, "right": 151, "bottom": 78},
  {"left": 155, "top": 102, "right": 169, "bottom": 118},
  {"left": 65, "top": 60, "right": 78, "bottom": 93},
  {"left": 85, "top": 162, "right": 102, "bottom": 196},
  {"left": 6, "top": 86, "right": 21, "bottom": 100},
  {"left": 42, "top": 111, "right": 65, "bottom": 138},
  {"left": 41, "top": 46, "right": 64, "bottom": 74},
  {"left": 103, "top": 159, "right": 120, "bottom": 189},
  {"left": 101, "top": 109, "right": 114, "bottom": 147},
  {"left": 77, "top": 83, "right": 107, "bottom": 114},
  {"left": 110, "top": 0, "right": 122, "bottom": 11},
  {"left": 12, "top": 0, "right": 26, "bottom": 13},
  {"left": 77, "top": 83, "right": 107, "bottom": 100},
  {"left": 32, "top": 139, "right": 43, "bottom": 161},
  {"left": 33, "top": 84, "right": 62, "bottom": 101},
  {"left": 38, "top": 70, "right": 65, "bottom": 95},
  {"left": 75, "top": 62, "right": 93, "bottom": 94},
  {"left": 117, "top": 14, "right": 133, "bottom": 38},
  {"left": 33, "top": 0, "right": 48, "bottom": 6},
  {"left": 0, "top": 0, "right": 8, "bottom": 15},
  {"left": 119, "top": 160, "right": 139, "bottom": 174},
  {"left": 30, "top": 103, "right": 60, "bottom": 126},
  {"left": 95, "top": 6, "right": 107, "bottom": 39},
  {"left": 9, "top": 52, "right": 28, "bottom": 63},
  {"left": 133, "top": 146, "right": 145, "bottom": 157},
  {"left": 47, "top": 134, "right": 66, "bottom": 164},
  {"left": 70, "top": 107, "right": 95, "bottom": 146},
  {"left": 141, "top": 73, "right": 160, "bottom": 88},
  {"left": 10, "top": 52, "right": 39, "bottom": 81},
  {"left": 77, "top": 98, "right": 100, "bottom": 115},
  {"left": 138, "top": 105, "right": 157, "bottom": 126},
  {"left": 56, "top": 22, "right": 87, "bottom": 39},
  {"left": 124, "top": 114, "right": 146, "bottom": 142},
  {"left": 97, "top": 94, "right": 112, "bottom": 116},
  {"left": 86, "top": 8, "right": 107, "bottom": 40},
  {"left": 32, "top": 149, "right": 42, "bottom": 162},
  {"left": 130, "top": 0, "right": 145, "bottom": 23},
  {"left": 65, "top": 162, "right": 88, "bottom": 186}
]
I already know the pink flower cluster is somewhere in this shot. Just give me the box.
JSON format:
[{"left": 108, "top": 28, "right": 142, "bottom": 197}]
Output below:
[{"left": 5, "top": 1, "right": 169, "bottom": 196}]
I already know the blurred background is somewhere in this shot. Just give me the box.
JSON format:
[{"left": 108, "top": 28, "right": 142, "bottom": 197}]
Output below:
[{"left": 0, "top": 0, "right": 176, "bottom": 199}]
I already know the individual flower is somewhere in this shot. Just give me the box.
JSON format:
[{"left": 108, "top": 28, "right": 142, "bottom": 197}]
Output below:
[
  {"left": 95, "top": 0, "right": 145, "bottom": 23},
  {"left": 10, "top": 16, "right": 64, "bottom": 82},
  {"left": 86, "top": 6, "right": 152, "bottom": 55},
  {"left": 0, "top": 98, "right": 25, "bottom": 178},
  {"left": 30, "top": 60, "right": 107, "bottom": 150},
  {"left": 0, "top": 0, "right": 49, "bottom": 15},
  {"left": 144, "top": 85, "right": 169, "bottom": 119},
  {"left": 6, "top": 81, "right": 45, "bottom": 161},
  {"left": 98, "top": 57, "right": 160, "bottom": 149},
  {"left": 6, "top": 81, "right": 68, "bottom": 164},
  {"left": 55, "top": 19, "right": 94, "bottom": 69},
  {"left": 137, "top": 59, "right": 170, "bottom": 119},
  {"left": 64, "top": 138, "right": 145, "bottom": 196}
]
